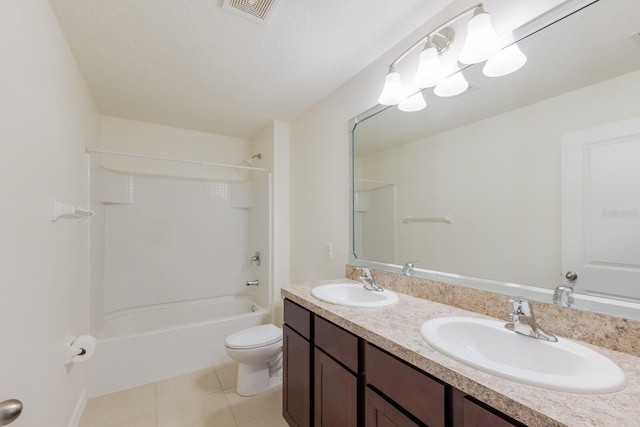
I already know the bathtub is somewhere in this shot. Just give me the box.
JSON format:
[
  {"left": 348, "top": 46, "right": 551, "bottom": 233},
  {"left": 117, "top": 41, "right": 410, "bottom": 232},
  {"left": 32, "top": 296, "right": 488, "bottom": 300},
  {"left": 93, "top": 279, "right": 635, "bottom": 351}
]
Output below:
[{"left": 87, "top": 295, "right": 271, "bottom": 398}]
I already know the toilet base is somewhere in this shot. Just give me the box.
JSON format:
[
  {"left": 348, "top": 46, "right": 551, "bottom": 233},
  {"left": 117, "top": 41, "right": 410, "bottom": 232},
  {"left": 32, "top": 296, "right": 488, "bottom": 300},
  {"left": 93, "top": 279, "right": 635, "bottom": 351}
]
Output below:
[{"left": 236, "top": 362, "right": 282, "bottom": 397}]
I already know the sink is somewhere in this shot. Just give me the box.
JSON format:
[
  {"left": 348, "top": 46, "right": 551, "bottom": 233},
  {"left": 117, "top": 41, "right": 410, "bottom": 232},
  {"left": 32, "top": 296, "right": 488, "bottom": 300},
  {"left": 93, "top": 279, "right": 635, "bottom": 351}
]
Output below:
[
  {"left": 311, "top": 283, "right": 399, "bottom": 307},
  {"left": 420, "top": 317, "right": 626, "bottom": 393}
]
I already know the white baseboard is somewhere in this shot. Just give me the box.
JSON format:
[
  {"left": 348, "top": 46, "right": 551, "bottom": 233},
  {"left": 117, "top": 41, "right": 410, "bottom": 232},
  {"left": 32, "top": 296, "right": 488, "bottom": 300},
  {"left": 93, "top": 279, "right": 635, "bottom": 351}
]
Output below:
[{"left": 68, "top": 388, "right": 87, "bottom": 427}]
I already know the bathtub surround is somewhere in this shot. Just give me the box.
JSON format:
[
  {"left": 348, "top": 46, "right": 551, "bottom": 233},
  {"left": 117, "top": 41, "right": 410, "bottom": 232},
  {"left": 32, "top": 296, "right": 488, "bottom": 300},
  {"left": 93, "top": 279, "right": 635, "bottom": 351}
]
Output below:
[
  {"left": 88, "top": 163, "right": 272, "bottom": 396},
  {"left": 89, "top": 168, "right": 271, "bottom": 321},
  {"left": 96, "top": 116, "right": 290, "bottom": 324},
  {"left": 346, "top": 265, "right": 640, "bottom": 358},
  {"left": 282, "top": 279, "right": 640, "bottom": 427}
]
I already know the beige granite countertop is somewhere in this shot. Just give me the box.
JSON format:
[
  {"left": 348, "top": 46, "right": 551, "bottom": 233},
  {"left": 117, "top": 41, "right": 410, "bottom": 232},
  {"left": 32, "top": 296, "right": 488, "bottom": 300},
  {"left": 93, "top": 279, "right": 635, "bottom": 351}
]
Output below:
[{"left": 281, "top": 279, "right": 640, "bottom": 427}]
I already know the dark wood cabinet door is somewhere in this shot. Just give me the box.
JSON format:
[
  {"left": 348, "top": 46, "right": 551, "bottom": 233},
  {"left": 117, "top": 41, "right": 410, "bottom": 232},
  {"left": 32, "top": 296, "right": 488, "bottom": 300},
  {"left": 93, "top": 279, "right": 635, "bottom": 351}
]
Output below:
[
  {"left": 314, "top": 348, "right": 358, "bottom": 427},
  {"left": 364, "top": 387, "right": 421, "bottom": 427},
  {"left": 450, "top": 389, "right": 524, "bottom": 427},
  {"left": 283, "top": 325, "right": 311, "bottom": 427},
  {"left": 461, "top": 397, "right": 522, "bottom": 427}
]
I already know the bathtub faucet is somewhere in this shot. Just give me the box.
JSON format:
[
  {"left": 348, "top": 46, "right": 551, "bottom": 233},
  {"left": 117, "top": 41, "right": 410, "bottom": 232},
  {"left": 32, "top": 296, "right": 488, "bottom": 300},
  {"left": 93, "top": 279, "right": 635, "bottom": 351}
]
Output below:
[{"left": 246, "top": 280, "right": 259, "bottom": 286}]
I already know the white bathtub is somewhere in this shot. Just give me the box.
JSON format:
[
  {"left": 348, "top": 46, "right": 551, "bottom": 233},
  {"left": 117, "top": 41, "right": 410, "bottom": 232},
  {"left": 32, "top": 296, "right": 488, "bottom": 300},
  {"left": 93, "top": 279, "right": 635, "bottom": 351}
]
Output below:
[{"left": 87, "top": 295, "right": 270, "bottom": 397}]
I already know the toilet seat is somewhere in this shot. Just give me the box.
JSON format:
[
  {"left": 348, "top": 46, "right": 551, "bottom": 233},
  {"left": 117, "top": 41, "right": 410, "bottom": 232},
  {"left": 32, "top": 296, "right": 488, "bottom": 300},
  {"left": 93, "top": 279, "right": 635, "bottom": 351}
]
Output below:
[{"left": 225, "top": 324, "right": 282, "bottom": 349}]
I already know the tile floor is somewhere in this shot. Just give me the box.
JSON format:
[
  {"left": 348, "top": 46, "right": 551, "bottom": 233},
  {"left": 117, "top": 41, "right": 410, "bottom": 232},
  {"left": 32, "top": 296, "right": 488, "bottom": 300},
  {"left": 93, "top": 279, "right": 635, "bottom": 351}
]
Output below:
[{"left": 79, "top": 362, "right": 288, "bottom": 427}]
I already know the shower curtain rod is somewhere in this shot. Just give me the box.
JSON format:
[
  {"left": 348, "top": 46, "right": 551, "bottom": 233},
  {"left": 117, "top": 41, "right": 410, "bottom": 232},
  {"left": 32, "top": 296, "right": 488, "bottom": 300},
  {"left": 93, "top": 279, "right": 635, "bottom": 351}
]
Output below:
[{"left": 85, "top": 148, "right": 271, "bottom": 172}]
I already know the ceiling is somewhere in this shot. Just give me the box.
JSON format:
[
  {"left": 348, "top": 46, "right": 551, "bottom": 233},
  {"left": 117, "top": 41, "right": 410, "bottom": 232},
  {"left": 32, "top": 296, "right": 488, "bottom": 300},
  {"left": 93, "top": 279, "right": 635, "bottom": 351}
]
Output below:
[{"left": 47, "top": 0, "right": 456, "bottom": 139}]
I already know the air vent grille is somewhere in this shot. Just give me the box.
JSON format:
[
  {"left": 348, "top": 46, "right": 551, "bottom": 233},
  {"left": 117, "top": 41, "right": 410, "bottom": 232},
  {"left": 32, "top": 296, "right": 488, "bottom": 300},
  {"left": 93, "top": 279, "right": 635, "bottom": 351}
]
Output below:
[{"left": 222, "top": 0, "right": 279, "bottom": 23}]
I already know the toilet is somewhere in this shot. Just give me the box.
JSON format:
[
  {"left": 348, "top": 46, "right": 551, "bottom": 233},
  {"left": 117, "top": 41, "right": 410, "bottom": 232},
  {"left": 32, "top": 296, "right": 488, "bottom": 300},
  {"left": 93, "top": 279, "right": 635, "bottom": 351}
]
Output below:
[{"left": 225, "top": 324, "right": 283, "bottom": 396}]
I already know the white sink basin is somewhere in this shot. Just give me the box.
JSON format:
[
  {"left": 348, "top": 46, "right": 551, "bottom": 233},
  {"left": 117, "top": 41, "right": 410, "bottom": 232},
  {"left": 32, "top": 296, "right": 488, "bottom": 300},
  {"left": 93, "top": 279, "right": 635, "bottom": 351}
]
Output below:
[
  {"left": 420, "top": 317, "right": 626, "bottom": 394},
  {"left": 311, "top": 283, "right": 398, "bottom": 307}
]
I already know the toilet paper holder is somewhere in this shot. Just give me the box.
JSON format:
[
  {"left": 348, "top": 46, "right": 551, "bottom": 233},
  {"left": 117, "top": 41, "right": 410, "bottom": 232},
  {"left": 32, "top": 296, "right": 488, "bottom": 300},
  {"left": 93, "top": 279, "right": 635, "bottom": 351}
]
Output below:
[{"left": 63, "top": 335, "right": 97, "bottom": 365}]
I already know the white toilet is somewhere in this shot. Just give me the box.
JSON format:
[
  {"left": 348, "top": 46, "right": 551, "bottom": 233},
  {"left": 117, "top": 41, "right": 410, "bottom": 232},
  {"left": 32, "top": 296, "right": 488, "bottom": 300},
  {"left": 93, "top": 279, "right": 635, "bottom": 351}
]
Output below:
[{"left": 224, "top": 324, "right": 283, "bottom": 396}]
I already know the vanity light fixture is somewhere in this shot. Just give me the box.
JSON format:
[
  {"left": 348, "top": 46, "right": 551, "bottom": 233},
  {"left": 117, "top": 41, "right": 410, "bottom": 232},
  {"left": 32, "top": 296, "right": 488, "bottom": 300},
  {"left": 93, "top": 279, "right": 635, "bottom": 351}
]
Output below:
[
  {"left": 377, "top": 2, "right": 526, "bottom": 111},
  {"left": 483, "top": 42, "right": 527, "bottom": 77},
  {"left": 398, "top": 91, "right": 427, "bottom": 112},
  {"left": 434, "top": 72, "right": 469, "bottom": 98},
  {"left": 378, "top": 66, "right": 405, "bottom": 105},
  {"left": 457, "top": 5, "right": 501, "bottom": 65},
  {"left": 413, "top": 34, "right": 449, "bottom": 89}
]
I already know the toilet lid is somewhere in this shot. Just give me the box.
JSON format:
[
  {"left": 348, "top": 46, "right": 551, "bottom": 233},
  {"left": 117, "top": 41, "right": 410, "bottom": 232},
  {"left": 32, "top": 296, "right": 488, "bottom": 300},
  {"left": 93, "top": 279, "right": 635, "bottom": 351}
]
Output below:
[{"left": 225, "top": 324, "right": 282, "bottom": 349}]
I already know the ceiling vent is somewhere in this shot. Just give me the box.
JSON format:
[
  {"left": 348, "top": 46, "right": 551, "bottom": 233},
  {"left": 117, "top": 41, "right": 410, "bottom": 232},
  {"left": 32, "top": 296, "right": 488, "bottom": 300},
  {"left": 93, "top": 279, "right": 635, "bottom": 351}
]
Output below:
[{"left": 221, "top": 0, "right": 279, "bottom": 24}]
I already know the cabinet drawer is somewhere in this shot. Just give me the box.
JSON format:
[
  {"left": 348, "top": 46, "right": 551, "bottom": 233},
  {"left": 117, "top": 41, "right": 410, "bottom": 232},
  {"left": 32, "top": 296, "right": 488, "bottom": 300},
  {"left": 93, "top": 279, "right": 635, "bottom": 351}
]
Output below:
[
  {"left": 365, "top": 343, "right": 445, "bottom": 427},
  {"left": 284, "top": 299, "right": 312, "bottom": 340},
  {"left": 315, "top": 316, "right": 359, "bottom": 372}
]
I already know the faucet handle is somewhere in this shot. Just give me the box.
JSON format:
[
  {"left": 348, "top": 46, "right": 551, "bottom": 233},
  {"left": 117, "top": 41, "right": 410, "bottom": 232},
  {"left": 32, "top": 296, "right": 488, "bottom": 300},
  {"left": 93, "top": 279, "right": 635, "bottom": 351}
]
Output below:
[
  {"left": 356, "top": 266, "right": 373, "bottom": 279},
  {"left": 402, "top": 262, "right": 416, "bottom": 276},
  {"left": 508, "top": 296, "right": 532, "bottom": 316},
  {"left": 553, "top": 286, "right": 574, "bottom": 306}
]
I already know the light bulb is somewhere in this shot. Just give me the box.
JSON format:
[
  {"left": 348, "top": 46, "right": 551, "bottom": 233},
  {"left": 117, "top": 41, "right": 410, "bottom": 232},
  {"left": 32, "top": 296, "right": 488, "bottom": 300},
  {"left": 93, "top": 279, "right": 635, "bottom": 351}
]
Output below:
[
  {"left": 483, "top": 43, "right": 527, "bottom": 77},
  {"left": 458, "top": 8, "right": 501, "bottom": 64},
  {"left": 378, "top": 69, "right": 404, "bottom": 105},
  {"left": 413, "top": 46, "right": 446, "bottom": 88},
  {"left": 434, "top": 72, "right": 469, "bottom": 97},
  {"left": 398, "top": 91, "right": 427, "bottom": 112}
]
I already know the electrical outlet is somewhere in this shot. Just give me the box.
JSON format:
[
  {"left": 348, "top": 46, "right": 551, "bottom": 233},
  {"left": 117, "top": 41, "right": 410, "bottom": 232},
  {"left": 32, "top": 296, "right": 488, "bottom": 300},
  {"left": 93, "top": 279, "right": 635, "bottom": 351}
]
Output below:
[{"left": 325, "top": 243, "right": 333, "bottom": 260}]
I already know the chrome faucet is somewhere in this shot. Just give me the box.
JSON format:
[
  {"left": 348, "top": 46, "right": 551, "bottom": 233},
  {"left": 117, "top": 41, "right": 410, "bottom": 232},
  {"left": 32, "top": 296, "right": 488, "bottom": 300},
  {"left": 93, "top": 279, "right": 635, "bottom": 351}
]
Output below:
[
  {"left": 402, "top": 262, "right": 415, "bottom": 276},
  {"left": 504, "top": 297, "right": 557, "bottom": 342},
  {"left": 356, "top": 267, "right": 383, "bottom": 292}
]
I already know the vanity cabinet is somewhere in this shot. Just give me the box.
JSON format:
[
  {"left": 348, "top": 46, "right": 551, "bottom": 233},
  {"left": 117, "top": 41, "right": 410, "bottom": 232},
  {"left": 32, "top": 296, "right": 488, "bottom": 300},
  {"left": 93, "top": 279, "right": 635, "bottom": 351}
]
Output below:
[
  {"left": 314, "top": 316, "right": 359, "bottom": 427},
  {"left": 283, "top": 300, "right": 312, "bottom": 427},
  {"left": 283, "top": 299, "right": 524, "bottom": 427},
  {"left": 283, "top": 299, "right": 359, "bottom": 427}
]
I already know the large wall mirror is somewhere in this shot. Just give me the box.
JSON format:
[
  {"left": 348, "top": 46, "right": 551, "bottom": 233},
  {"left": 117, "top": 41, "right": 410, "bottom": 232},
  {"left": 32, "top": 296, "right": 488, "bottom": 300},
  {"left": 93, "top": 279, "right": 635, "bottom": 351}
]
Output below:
[{"left": 351, "top": 0, "right": 640, "bottom": 320}]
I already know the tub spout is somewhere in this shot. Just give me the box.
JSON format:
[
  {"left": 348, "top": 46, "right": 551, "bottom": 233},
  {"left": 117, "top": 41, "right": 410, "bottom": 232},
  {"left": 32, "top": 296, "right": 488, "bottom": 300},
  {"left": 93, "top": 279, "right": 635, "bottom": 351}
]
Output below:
[{"left": 246, "top": 280, "right": 259, "bottom": 286}]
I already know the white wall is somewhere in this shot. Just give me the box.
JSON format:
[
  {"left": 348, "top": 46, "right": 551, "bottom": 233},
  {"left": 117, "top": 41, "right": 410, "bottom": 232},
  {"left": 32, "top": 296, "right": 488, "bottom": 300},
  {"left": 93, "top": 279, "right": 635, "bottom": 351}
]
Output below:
[
  {"left": 289, "top": 78, "right": 378, "bottom": 282},
  {"left": 288, "top": 1, "right": 479, "bottom": 282},
  {"left": 0, "top": 0, "right": 98, "bottom": 425},
  {"left": 98, "top": 115, "right": 250, "bottom": 181},
  {"left": 250, "top": 122, "right": 290, "bottom": 325}
]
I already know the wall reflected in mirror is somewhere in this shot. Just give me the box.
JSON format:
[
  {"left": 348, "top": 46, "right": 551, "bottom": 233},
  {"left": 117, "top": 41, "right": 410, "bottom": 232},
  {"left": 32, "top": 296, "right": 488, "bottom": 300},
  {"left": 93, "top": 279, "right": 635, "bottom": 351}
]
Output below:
[{"left": 352, "top": 0, "right": 640, "bottom": 310}]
